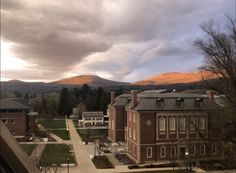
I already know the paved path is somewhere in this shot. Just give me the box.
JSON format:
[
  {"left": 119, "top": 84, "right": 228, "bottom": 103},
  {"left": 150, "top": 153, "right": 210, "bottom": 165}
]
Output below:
[
  {"left": 65, "top": 119, "right": 97, "bottom": 173},
  {"left": 29, "top": 144, "right": 46, "bottom": 164}
]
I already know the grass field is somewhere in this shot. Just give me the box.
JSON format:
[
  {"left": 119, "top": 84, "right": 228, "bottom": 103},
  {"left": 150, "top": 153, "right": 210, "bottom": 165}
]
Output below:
[
  {"left": 92, "top": 156, "right": 114, "bottom": 169},
  {"left": 51, "top": 130, "right": 70, "bottom": 140},
  {"left": 38, "top": 119, "right": 66, "bottom": 129},
  {"left": 77, "top": 129, "right": 108, "bottom": 142},
  {"left": 39, "top": 144, "right": 75, "bottom": 166},
  {"left": 21, "top": 144, "right": 36, "bottom": 155}
]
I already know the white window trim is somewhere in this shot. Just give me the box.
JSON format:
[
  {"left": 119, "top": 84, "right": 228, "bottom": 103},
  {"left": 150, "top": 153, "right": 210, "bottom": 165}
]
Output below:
[
  {"left": 129, "top": 112, "right": 132, "bottom": 122},
  {"left": 189, "top": 117, "right": 196, "bottom": 130},
  {"left": 133, "top": 145, "right": 136, "bottom": 156},
  {"left": 159, "top": 117, "right": 166, "bottom": 132},
  {"left": 179, "top": 117, "right": 186, "bottom": 131},
  {"left": 200, "top": 144, "right": 206, "bottom": 155},
  {"left": 212, "top": 144, "right": 217, "bottom": 154},
  {"left": 129, "top": 128, "right": 132, "bottom": 138},
  {"left": 133, "top": 113, "right": 136, "bottom": 123},
  {"left": 146, "top": 147, "right": 152, "bottom": 158},
  {"left": 160, "top": 146, "right": 166, "bottom": 158},
  {"left": 199, "top": 117, "right": 206, "bottom": 130},
  {"left": 133, "top": 129, "right": 136, "bottom": 140},
  {"left": 169, "top": 117, "right": 176, "bottom": 131}
]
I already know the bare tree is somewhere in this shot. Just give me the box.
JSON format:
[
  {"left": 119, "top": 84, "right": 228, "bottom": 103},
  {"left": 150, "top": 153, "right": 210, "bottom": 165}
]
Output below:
[
  {"left": 194, "top": 16, "right": 236, "bottom": 142},
  {"left": 195, "top": 16, "right": 236, "bottom": 106}
]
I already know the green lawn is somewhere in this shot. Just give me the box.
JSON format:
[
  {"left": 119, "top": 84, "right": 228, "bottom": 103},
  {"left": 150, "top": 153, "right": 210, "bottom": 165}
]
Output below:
[
  {"left": 51, "top": 130, "right": 70, "bottom": 140},
  {"left": 39, "top": 144, "right": 75, "bottom": 167},
  {"left": 77, "top": 129, "right": 108, "bottom": 142},
  {"left": 92, "top": 156, "right": 114, "bottom": 169},
  {"left": 21, "top": 144, "right": 36, "bottom": 155},
  {"left": 38, "top": 119, "right": 66, "bottom": 129}
]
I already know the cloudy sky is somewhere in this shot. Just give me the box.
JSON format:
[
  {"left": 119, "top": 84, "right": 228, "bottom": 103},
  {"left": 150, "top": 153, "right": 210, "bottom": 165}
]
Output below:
[{"left": 1, "top": 0, "right": 235, "bottom": 82}]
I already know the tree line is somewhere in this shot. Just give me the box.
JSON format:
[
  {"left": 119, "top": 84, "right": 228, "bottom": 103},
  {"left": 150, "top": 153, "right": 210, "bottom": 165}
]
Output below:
[{"left": 31, "top": 84, "right": 124, "bottom": 118}]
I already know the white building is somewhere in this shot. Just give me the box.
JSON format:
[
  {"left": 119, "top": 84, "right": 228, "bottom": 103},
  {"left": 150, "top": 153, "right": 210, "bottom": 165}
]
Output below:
[{"left": 79, "top": 112, "right": 104, "bottom": 126}]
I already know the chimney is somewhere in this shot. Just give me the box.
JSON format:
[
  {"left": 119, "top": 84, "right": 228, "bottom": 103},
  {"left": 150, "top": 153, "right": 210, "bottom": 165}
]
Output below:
[
  {"left": 131, "top": 90, "right": 138, "bottom": 108},
  {"left": 206, "top": 90, "right": 214, "bottom": 101},
  {"left": 110, "top": 91, "right": 116, "bottom": 104}
]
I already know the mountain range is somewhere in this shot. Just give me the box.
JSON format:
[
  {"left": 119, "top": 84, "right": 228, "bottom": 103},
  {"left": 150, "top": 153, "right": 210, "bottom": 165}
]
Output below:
[{"left": 1, "top": 71, "right": 215, "bottom": 93}]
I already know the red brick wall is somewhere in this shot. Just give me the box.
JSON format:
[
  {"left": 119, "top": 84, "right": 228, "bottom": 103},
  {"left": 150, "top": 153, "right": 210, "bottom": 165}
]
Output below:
[
  {"left": 108, "top": 106, "right": 126, "bottom": 142},
  {"left": 1, "top": 111, "right": 27, "bottom": 136}
]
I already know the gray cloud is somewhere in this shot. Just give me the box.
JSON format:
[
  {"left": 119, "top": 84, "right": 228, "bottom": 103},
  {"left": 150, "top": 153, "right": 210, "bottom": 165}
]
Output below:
[{"left": 1, "top": 0, "right": 235, "bottom": 82}]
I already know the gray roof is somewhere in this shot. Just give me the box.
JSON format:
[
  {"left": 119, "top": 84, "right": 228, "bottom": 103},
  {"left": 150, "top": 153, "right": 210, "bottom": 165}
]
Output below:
[
  {"left": 0, "top": 98, "right": 30, "bottom": 110},
  {"left": 111, "top": 91, "right": 218, "bottom": 111},
  {"left": 134, "top": 97, "right": 217, "bottom": 111},
  {"left": 82, "top": 112, "right": 103, "bottom": 117}
]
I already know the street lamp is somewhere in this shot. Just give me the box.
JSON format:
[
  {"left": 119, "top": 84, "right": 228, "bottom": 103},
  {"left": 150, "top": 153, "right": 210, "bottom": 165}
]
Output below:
[
  {"left": 67, "top": 158, "right": 70, "bottom": 173},
  {"left": 185, "top": 152, "right": 189, "bottom": 171}
]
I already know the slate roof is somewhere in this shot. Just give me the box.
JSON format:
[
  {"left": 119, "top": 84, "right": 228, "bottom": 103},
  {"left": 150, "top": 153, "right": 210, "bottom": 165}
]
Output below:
[
  {"left": 111, "top": 91, "right": 218, "bottom": 111},
  {"left": 82, "top": 111, "right": 104, "bottom": 117},
  {"left": 0, "top": 98, "right": 30, "bottom": 110}
]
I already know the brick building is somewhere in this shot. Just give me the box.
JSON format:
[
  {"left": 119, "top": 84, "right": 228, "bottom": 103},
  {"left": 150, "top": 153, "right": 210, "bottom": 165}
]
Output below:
[
  {"left": 0, "top": 98, "right": 37, "bottom": 136},
  {"left": 108, "top": 90, "right": 222, "bottom": 163}
]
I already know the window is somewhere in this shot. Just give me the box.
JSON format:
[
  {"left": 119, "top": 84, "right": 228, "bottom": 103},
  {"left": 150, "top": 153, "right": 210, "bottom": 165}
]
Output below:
[
  {"left": 10, "top": 119, "right": 15, "bottom": 124},
  {"left": 199, "top": 117, "right": 206, "bottom": 130},
  {"left": 160, "top": 146, "right": 166, "bottom": 158},
  {"left": 133, "top": 145, "right": 136, "bottom": 156},
  {"left": 10, "top": 129, "right": 16, "bottom": 135},
  {"left": 129, "top": 112, "right": 132, "bottom": 122},
  {"left": 189, "top": 117, "right": 196, "bottom": 130},
  {"left": 195, "top": 98, "right": 204, "bottom": 108},
  {"left": 170, "top": 146, "right": 176, "bottom": 157},
  {"left": 179, "top": 117, "right": 186, "bottom": 131},
  {"left": 200, "top": 144, "right": 205, "bottom": 155},
  {"left": 176, "top": 98, "right": 184, "bottom": 108},
  {"left": 129, "top": 128, "right": 132, "bottom": 138},
  {"left": 156, "top": 98, "right": 164, "bottom": 108},
  {"left": 133, "top": 113, "right": 136, "bottom": 122},
  {"left": 112, "top": 120, "right": 114, "bottom": 129},
  {"left": 190, "top": 145, "right": 196, "bottom": 156},
  {"left": 133, "top": 129, "right": 136, "bottom": 140},
  {"left": 212, "top": 144, "right": 217, "bottom": 154},
  {"left": 2, "top": 119, "right": 7, "bottom": 124},
  {"left": 146, "top": 147, "right": 152, "bottom": 158},
  {"left": 169, "top": 117, "right": 176, "bottom": 131},
  {"left": 159, "top": 117, "right": 166, "bottom": 132}
]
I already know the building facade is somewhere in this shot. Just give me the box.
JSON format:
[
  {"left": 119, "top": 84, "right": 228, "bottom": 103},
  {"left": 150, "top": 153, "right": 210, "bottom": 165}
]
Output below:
[
  {"left": 79, "top": 111, "right": 104, "bottom": 126},
  {"left": 0, "top": 98, "right": 36, "bottom": 136},
  {"left": 108, "top": 90, "right": 222, "bottom": 163}
]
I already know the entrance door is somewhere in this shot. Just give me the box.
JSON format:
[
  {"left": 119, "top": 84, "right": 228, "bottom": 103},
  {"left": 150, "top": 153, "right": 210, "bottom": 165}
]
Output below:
[{"left": 179, "top": 147, "right": 186, "bottom": 159}]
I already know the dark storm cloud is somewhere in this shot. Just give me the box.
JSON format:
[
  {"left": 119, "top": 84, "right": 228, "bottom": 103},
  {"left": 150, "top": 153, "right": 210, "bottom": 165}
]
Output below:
[{"left": 1, "top": 0, "right": 235, "bottom": 81}]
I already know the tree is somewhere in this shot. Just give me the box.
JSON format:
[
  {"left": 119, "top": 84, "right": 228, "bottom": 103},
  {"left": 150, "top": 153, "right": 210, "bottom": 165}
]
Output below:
[
  {"left": 194, "top": 16, "right": 236, "bottom": 164},
  {"left": 58, "top": 87, "right": 73, "bottom": 116},
  {"left": 194, "top": 16, "right": 236, "bottom": 117}
]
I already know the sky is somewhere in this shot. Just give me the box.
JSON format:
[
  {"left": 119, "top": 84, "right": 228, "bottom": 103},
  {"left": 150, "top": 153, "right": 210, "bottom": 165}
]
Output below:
[{"left": 1, "top": 0, "right": 235, "bottom": 82}]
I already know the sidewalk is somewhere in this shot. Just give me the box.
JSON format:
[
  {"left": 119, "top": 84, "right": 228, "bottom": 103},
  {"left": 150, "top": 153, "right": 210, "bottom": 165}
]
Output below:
[
  {"left": 65, "top": 119, "right": 97, "bottom": 173},
  {"left": 29, "top": 144, "right": 46, "bottom": 164}
]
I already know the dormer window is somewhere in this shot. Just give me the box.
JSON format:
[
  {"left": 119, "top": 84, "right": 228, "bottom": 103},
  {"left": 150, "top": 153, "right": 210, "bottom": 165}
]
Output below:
[
  {"left": 195, "top": 98, "right": 204, "bottom": 108},
  {"left": 176, "top": 98, "right": 184, "bottom": 108},
  {"left": 156, "top": 98, "right": 164, "bottom": 108}
]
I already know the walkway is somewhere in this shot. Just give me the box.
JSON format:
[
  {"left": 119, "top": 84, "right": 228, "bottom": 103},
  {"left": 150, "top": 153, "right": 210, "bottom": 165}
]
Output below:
[
  {"left": 65, "top": 119, "right": 97, "bottom": 173},
  {"left": 29, "top": 144, "right": 46, "bottom": 164}
]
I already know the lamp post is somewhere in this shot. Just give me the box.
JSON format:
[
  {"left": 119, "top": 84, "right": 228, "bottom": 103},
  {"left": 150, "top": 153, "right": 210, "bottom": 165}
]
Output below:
[
  {"left": 67, "top": 158, "right": 69, "bottom": 173},
  {"left": 185, "top": 152, "right": 189, "bottom": 172}
]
